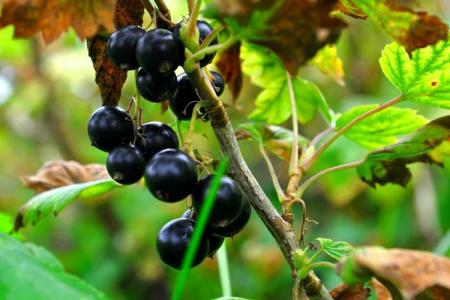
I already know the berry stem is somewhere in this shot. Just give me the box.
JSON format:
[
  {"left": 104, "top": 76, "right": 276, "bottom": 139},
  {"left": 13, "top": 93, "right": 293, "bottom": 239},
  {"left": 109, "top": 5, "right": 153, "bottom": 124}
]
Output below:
[
  {"left": 139, "top": 0, "right": 155, "bottom": 16},
  {"left": 259, "top": 144, "right": 285, "bottom": 202},
  {"left": 286, "top": 71, "right": 300, "bottom": 178},
  {"left": 297, "top": 159, "right": 365, "bottom": 198},
  {"left": 187, "top": 0, "right": 202, "bottom": 38},
  {"left": 183, "top": 102, "right": 202, "bottom": 156},
  {"left": 199, "top": 24, "right": 225, "bottom": 50},
  {"left": 302, "top": 95, "right": 402, "bottom": 171},
  {"left": 217, "top": 242, "right": 233, "bottom": 298}
]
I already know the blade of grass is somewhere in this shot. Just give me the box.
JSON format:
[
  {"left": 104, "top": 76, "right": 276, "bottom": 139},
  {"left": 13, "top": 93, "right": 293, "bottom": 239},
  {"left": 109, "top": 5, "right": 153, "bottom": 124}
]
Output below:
[
  {"left": 171, "top": 157, "right": 230, "bottom": 300},
  {"left": 217, "top": 242, "right": 232, "bottom": 297}
]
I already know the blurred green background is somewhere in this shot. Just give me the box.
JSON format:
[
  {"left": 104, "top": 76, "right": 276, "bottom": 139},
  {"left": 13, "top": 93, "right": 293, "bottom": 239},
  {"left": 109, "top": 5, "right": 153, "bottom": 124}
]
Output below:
[{"left": 0, "top": 1, "right": 449, "bottom": 299}]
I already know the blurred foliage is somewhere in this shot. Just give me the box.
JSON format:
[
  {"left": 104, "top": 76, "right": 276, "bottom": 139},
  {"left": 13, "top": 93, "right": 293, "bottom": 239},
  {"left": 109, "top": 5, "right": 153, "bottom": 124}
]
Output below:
[{"left": 0, "top": 1, "right": 449, "bottom": 299}]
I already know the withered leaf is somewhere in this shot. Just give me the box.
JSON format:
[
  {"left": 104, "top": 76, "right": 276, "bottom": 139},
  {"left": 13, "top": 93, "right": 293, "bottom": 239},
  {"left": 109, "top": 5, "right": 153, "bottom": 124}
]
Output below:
[
  {"left": 357, "top": 115, "right": 450, "bottom": 187},
  {"left": 215, "top": 43, "right": 243, "bottom": 102},
  {"left": 337, "top": 0, "right": 448, "bottom": 52},
  {"left": 210, "top": 0, "right": 346, "bottom": 74},
  {"left": 330, "top": 284, "right": 370, "bottom": 300},
  {"left": 338, "top": 247, "right": 450, "bottom": 300},
  {"left": 0, "top": 0, "right": 115, "bottom": 44},
  {"left": 88, "top": 0, "right": 144, "bottom": 106},
  {"left": 21, "top": 160, "right": 109, "bottom": 193}
]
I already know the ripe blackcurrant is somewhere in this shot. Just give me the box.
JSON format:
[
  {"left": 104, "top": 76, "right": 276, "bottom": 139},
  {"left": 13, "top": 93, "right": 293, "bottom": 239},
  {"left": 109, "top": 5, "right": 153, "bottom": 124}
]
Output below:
[
  {"left": 173, "top": 20, "right": 218, "bottom": 67},
  {"left": 136, "top": 29, "right": 181, "bottom": 76},
  {"left": 210, "top": 199, "right": 251, "bottom": 238},
  {"left": 87, "top": 106, "right": 134, "bottom": 152},
  {"left": 169, "top": 73, "right": 199, "bottom": 121},
  {"left": 137, "top": 122, "right": 179, "bottom": 160},
  {"left": 192, "top": 175, "right": 243, "bottom": 227},
  {"left": 107, "top": 25, "right": 145, "bottom": 70},
  {"left": 207, "top": 234, "right": 224, "bottom": 257},
  {"left": 136, "top": 69, "right": 177, "bottom": 102},
  {"left": 210, "top": 71, "right": 225, "bottom": 96},
  {"left": 145, "top": 149, "right": 197, "bottom": 202},
  {"left": 106, "top": 145, "right": 145, "bottom": 185},
  {"left": 156, "top": 218, "right": 209, "bottom": 269}
]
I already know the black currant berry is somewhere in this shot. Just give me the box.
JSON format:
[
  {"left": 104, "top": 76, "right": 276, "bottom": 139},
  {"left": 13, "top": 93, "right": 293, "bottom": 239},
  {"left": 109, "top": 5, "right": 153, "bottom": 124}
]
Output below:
[
  {"left": 136, "top": 29, "right": 181, "bottom": 76},
  {"left": 192, "top": 175, "right": 243, "bottom": 227},
  {"left": 181, "top": 209, "right": 195, "bottom": 220},
  {"left": 210, "top": 71, "right": 225, "bottom": 96},
  {"left": 87, "top": 106, "right": 134, "bottom": 152},
  {"left": 156, "top": 218, "right": 209, "bottom": 269},
  {"left": 137, "top": 122, "right": 179, "bottom": 160},
  {"left": 107, "top": 25, "right": 145, "bottom": 70},
  {"left": 169, "top": 73, "right": 199, "bottom": 120},
  {"left": 136, "top": 69, "right": 177, "bottom": 102},
  {"left": 145, "top": 149, "right": 197, "bottom": 202},
  {"left": 197, "top": 20, "right": 218, "bottom": 67},
  {"left": 106, "top": 145, "right": 145, "bottom": 185},
  {"left": 210, "top": 199, "right": 251, "bottom": 238},
  {"left": 173, "top": 20, "right": 218, "bottom": 67},
  {"left": 207, "top": 234, "right": 224, "bottom": 257}
]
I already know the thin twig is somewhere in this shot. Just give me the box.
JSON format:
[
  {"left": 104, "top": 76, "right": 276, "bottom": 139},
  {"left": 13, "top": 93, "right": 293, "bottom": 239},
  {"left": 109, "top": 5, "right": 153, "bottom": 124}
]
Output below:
[
  {"left": 139, "top": 0, "right": 155, "bottom": 15},
  {"left": 287, "top": 71, "right": 299, "bottom": 177},
  {"left": 259, "top": 144, "right": 285, "bottom": 202},
  {"left": 302, "top": 96, "right": 402, "bottom": 171}
]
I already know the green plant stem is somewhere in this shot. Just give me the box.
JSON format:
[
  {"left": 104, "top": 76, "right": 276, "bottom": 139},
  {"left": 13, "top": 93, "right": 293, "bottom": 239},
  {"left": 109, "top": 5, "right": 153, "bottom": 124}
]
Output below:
[
  {"left": 172, "top": 158, "right": 229, "bottom": 300},
  {"left": 184, "top": 36, "right": 239, "bottom": 71},
  {"left": 187, "top": 0, "right": 202, "bottom": 37},
  {"left": 183, "top": 102, "right": 202, "bottom": 155},
  {"left": 217, "top": 242, "right": 232, "bottom": 298},
  {"left": 302, "top": 95, "right": 402, "bottom": 171},
  {"left": 297, "top": 159, "right": 365, "bottom": 197},
  {"left": 308, "top": 261, "right": 336, "bottom": 270},
  {"left": 187, "top": 0, "right": 194, "bottom": 14},
  {"left": 287, "top": 71, "right": 299, "bottom": 177},
  {"left": 199, "top": 24, "right": 225, "bottom": 50},
  {"left": 259, "top": 144, "right": 285, "bottom": 202}
]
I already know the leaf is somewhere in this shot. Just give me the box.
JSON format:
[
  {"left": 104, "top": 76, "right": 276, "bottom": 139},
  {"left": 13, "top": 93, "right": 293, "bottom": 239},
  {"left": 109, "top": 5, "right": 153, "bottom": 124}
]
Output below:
[
  {"left": 316, "top": 238, "right": 354, "bottom": 261},
  {"left": 0, "top": 233, "right": 107, "bottom": 300},
  {"left": 310, "top": 44, "right": 345, "bottom": 86},
  {"left": 88, "top": 0, "right": 144, "bottom": 106},
  {"left": 337, "top": 247, "right": 450, "bottom": 299},
  {"left": 21, "top": 160, "right": 108, "bottom": 193},
  {"left": 241, "top": 43, "right": 332, "bottom": 125},
  {"left": 379, "top": 38, "right": 450, "bottom": 108},
  {"left": 215, "top": 43, "right": 243, "bottom": 102},
  {"left": 337, "top": 0, "right": 448, "bottom": 52},
  {"left": 238, "top": 122, "right": 309, "bottom": 161},
  {"left": 13, "top": 179, "right": 119, "bottom": 232},
  {"left": 0, "top": 0, "right": 116, "bottom": 43},
  {"left": 330, "top": 284, "right": 370, "bottom": 300},
  {"left": 336, "top": 105, "right": 428, "bottom": 149},
  {"left": 207, "top": 0, "right": 346, "bottom": 74},
  {"left": 357, "top": 115, "right": 450, "bottom": 187}
]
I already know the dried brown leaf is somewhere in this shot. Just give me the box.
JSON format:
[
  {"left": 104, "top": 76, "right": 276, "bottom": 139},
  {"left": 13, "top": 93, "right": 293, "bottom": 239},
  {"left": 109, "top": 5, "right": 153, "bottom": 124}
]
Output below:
[
  {"left": 21, "top": 160, "right": 108, "bottom": 193},
  {"left": 0, "top": 0, "right": 115, "bottom": 43},
  {"left": 330, "top": 284, "right": 370, "bottom": 300},
  {"left": 215, "top": 43, "right": 243, "bottom": 102},
  {"left": 369, "top": 279, "right": 393, "bottom": 300}
]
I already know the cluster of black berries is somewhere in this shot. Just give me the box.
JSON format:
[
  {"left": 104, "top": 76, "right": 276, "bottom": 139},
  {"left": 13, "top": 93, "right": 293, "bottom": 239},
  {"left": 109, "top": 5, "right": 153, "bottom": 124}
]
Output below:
[
  {"left": 86, "top": 20, "right": 249, "bottom": 270},
  {"left": 106, "top": 20, "right": 224, "bottom": 120}
]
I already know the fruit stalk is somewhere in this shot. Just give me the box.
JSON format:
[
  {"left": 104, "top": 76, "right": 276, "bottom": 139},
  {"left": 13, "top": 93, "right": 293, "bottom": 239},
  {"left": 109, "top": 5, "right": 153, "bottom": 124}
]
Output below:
[{"left": 186, "top": 67, "right": 332, "bottom": 300}]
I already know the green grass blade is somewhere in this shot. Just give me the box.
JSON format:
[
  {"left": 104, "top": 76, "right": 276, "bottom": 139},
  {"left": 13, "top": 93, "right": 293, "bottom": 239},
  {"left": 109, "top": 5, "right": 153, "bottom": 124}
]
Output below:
[{"left": 171, "top": 157, "right": 230, "bottom": 300}]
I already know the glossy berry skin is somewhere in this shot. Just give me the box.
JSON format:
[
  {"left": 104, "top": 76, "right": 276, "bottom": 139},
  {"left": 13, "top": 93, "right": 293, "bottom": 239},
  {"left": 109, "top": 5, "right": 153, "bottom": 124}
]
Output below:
[
  {"left": 169, "top": 73, "right": 198, "bottom": 120},
  {"left": 87, "top": 106, "right": 134, "bottom": 152},
  {"left": 210, "top": 199, "right": 251, "bottom": 237},
  {"left": 173, "top": 20, "right": 218, "bottom": 67},
  {"left": 136, "top": 29, "right": 181, "bottom": 76},
  {"left": 192, "top": 175, "right": 243, "bottom": 227},
  {"left": 136, "top": 69, "right": 177, "bottom": 102},
  {"left": 156, "top": 218, "right": 209, "bottom": 269},
  {"left": 145, "top": 149, "right": 197, "bottom": 202},
  {"left": 107, "top": 25, "right": 145, "bottom": 70},
  {"left": 106, "top": 145, "right": 145, "bottom": 185},
  {"left": 137, "top": 122, "right": 179, "bottom": 160},
  {"left": 210, "top": 71, "right": 224, "bottom": 96},
  {"left": 207, "top": 234, "right": 224, "bottom": 257}
]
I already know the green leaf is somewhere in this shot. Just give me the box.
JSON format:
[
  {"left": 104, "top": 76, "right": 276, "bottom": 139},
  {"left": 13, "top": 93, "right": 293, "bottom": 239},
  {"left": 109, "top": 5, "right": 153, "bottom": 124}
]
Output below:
[
  {"left": 379, "top": 39, "right": 450, "bottom": 108},
  {"left": 316, "top": 238, "right": 354, "bottom": 261},
  {"left": 0, "top": 233, "right": 107, "bottom": 300},
  {"left": 310, "top": 44, "right": 345, "bottom": 86},
  {"left": 240, "top": 43, "right": 333, "bottom": 125},
  {"left": 14, "top": 179, "right": 119, "bottom": 231},
  {"left": 336, "top": 105, "right": 428, "bottom": 149},
  {"left": 357, "top": 115, "right": 450, "bottom": 187}
]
